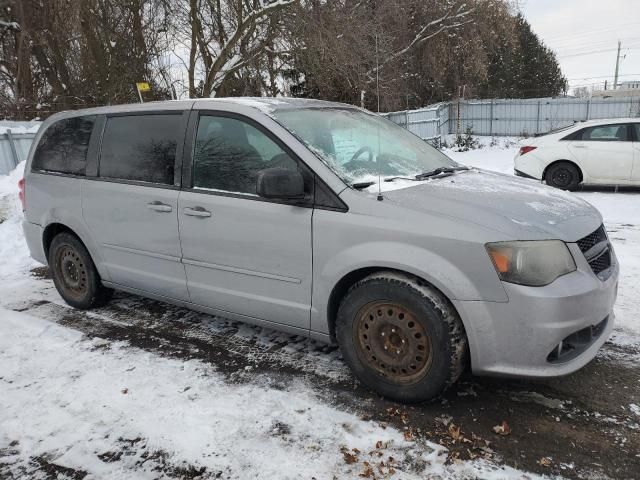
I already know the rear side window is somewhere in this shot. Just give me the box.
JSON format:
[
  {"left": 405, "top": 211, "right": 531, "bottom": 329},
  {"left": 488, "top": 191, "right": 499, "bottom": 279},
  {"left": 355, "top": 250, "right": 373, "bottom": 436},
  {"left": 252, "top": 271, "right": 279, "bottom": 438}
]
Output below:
[
  {"left": 99, "top": 114, "right": 181, "bottom": 185},
  {"left": 567, "top": 124, "right": 630, "bottom": 142},
  {"left": 634, "top": 124, "right": 640, "bottom": 141},
  {"left": 32, "top": 116, "right": 95, "bottom": 175}
]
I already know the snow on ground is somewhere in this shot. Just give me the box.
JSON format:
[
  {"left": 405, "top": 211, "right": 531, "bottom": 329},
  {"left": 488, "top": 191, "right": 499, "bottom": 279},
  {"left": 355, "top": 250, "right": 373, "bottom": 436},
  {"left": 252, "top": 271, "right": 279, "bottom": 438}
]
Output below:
[
  {"left": 0, "top": 308, "right": 541, "bottom": 480},
  {"left": 0, "top": 162, "right": 544, "bottom": 480}
]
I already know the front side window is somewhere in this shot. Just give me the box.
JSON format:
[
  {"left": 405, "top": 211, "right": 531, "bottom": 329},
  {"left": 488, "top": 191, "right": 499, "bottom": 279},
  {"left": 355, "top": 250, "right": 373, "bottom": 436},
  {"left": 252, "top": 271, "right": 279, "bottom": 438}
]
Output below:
[
  {"left": 99, "top": 114, "right": 180, "bottom": 185},
  {"left": 193, "top": 115, "right": 298, "bottom": 194},
  {"left": 578, "top": 124, "right": 629, "bottom": 142},
  {"left": 271, "top": 108, "right": 458, "bottom": 185},
  {"left": 32, "top": 116, "right": 95, "bottom": 175}
]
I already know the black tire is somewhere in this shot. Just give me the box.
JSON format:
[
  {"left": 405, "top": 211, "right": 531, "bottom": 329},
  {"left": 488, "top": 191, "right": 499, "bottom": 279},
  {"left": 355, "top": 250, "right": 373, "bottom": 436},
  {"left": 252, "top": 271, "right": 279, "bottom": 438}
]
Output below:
[
  {"left": 544, "top": 162, "right": 581, "bottom": 191},
  {"left": 48, "top": 232, "right": 113, "bottom": 309},
  {"left": 336, "top": 272, "right": 467, "bottom": 403}
]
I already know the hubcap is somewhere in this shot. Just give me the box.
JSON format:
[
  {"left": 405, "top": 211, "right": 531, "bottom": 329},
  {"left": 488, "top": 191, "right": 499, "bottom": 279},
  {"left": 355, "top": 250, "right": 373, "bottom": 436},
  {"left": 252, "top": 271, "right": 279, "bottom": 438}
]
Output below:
[
  {"left": 354, "top": 302, "right": 433, "bottom": 384},
  {"left": 55, "top": 246, "right": 88, "bottom": 299}
]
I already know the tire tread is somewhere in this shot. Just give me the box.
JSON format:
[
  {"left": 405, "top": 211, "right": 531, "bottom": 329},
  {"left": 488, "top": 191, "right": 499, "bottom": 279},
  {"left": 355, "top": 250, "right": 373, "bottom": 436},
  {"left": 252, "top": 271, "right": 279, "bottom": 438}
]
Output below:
[{"left": 336, "top": 271, "right": 468, "bottom": 402}]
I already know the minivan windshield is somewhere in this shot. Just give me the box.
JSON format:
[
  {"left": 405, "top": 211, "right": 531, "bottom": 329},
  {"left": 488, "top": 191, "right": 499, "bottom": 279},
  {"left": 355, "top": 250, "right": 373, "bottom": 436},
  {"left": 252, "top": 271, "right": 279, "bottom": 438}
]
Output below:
[{"left": 272, "top": 108, "right": 459, "bottom": 186}]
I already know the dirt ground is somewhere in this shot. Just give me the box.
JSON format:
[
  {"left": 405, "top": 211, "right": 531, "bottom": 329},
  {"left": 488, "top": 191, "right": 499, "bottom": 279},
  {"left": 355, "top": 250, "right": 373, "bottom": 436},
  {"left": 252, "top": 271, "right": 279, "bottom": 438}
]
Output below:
[{"left": 3, "top": 266, "right": 638, "bottom": 480}]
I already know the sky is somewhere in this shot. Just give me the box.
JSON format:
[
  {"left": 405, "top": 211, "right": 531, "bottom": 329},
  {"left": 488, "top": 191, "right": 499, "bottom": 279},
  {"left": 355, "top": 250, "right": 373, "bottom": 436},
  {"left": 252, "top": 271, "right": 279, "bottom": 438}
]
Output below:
[{"left": 520, "top": 0, "right": 640, "bottom": 94}]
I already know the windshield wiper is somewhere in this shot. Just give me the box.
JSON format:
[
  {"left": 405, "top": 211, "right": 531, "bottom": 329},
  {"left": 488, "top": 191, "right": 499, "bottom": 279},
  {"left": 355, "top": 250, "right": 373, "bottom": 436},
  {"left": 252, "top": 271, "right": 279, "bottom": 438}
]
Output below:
[
  {"left": 352, "top": 166, "right": 470, "bottom": 189},
  {"left": 414, "top": 166, "right": 470, "bottom": 180},
  {"left": 351, "top": 181, "right": 376, "bottom": 190}
]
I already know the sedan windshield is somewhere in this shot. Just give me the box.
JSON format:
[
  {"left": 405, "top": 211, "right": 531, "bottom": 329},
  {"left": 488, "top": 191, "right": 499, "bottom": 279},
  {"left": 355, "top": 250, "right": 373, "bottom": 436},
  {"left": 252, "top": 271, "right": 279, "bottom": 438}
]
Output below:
[{"left": 272, "top": 108, "right": 459, "bottom": 186}]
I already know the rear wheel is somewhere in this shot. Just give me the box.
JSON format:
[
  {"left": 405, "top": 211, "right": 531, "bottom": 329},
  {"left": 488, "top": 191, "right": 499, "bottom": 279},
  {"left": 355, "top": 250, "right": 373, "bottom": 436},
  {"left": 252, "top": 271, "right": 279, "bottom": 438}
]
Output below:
[
  {"left": 336, "top": 272, "right": 467, "bottom": 403},
  {"left": 49, "top": 232, "right": 113, "bottom": 309},
  {"left": 545, "top": 162, "right": 580, "bottom": 191}
]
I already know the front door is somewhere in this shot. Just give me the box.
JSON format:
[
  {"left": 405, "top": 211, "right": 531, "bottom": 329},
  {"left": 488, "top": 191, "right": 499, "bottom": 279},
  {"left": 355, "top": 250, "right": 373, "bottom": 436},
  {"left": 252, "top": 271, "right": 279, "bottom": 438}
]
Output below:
[
  {"left": 178, "top": 112, "right": 313, "bottom": 330},
  {"left": 82, "top": 112, "right": 190, "bottom": 301},
  {"left": 632, "top": 123, "right": 640, "bottom": 182},
  {"left": 568, "top": 123, "right": 633, "bottom": 182}
]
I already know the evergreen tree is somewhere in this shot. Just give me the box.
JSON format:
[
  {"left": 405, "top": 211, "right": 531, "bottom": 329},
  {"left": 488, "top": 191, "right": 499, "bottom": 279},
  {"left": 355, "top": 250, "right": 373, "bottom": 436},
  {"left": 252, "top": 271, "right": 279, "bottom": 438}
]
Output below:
[{"left": 484, "top": 14, "right": 567, "bottom": 98}]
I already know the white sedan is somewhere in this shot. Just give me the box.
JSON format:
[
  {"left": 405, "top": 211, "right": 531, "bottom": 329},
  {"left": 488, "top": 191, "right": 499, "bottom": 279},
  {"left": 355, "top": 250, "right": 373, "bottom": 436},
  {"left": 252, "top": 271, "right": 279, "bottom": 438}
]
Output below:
[{"left": 514, "top": 118, "right": 640, "bottom": 190}]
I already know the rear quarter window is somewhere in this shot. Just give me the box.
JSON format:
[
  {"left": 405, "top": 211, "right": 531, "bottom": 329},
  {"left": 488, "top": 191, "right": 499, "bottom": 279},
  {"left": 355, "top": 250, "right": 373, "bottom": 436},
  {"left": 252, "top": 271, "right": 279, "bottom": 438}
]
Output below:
[
  {"left": 32, "top": 116, "right": 96, "bottom": 175},
  {"left": 99, "top": 114, "right": 181, "bottom": 185},
  {"left": 564, "top": 124, "right": 629, "bottom": 142}
]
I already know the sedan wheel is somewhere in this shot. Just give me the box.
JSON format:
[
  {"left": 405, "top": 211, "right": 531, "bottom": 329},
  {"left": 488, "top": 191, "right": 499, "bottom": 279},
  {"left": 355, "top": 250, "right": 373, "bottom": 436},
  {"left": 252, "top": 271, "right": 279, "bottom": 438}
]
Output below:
[{"left": 545, "top": 162, "right": 580, "bottom": 191}]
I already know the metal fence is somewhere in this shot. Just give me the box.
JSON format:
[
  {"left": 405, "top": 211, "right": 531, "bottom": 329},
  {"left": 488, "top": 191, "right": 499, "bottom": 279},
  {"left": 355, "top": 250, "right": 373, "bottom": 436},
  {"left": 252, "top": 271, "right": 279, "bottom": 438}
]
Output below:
[
  {"left": 0, "top": 126, "right": 39, "bottom": 175},
  {"left": 386, "top": 96, "right": 640, "bottom": 144}
]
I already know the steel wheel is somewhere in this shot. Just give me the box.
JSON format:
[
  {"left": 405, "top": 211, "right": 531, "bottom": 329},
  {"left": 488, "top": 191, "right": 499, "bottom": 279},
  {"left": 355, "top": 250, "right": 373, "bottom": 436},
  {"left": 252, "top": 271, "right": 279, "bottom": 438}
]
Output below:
[
  {"left": 54, "top": 245, "right": 88, "bottom": 301},
  {"left": 551, "top": 167, "right": 572, "bottom": 188},
  {"left": 353, "top": 301, "right": 433, "bottom": 385},
  {"left": 545, "top": 162, "right": 580, "bottom": 191}
]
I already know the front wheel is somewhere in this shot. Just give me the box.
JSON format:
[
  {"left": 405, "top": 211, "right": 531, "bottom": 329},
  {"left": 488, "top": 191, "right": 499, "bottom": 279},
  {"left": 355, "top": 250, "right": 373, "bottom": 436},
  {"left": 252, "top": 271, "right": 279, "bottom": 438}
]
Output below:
[
  {"left": 49, "top": 232, "right": 113, "bottom": 309},
  {"left": 336, "top": 272, "right": 467, "bottom": 403},
  {"left": 545, "top": 162, "right": 581, "bottom": 191}
]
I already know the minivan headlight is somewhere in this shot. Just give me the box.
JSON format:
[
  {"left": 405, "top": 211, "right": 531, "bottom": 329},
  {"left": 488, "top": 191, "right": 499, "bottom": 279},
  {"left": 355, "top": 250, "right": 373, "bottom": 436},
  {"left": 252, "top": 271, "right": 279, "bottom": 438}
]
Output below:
[{"left": 485, "top": 240, "right": 576, "bottom": 287}]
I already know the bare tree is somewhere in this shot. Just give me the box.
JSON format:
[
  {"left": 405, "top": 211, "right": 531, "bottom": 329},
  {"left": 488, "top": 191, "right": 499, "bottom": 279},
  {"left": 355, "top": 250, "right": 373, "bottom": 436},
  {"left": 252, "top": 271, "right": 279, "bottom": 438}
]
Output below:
[
  {"left": 167, "top": 0, "right": 297, "bottom": 98},
  {"left": 0, "top": 0, "right": 169, "bottom": 119}
]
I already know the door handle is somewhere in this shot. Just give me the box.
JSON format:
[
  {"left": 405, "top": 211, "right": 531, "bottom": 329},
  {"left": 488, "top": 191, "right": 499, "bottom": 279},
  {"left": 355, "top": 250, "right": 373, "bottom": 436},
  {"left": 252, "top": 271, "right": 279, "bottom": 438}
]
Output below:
[
  {"left": 183, "top": 206, "right": 212, "bottom": 218},
  {"left": 573, "top": 145, "right": 588, "bottom": 149},
  {"left": 147, "top": 201, "right": 172, "bottom": 212}
]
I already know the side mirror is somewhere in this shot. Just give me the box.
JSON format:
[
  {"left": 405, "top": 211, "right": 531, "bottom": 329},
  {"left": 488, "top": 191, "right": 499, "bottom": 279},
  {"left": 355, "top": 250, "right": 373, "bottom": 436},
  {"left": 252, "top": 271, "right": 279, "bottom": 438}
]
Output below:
[{"left": 256, "top": 168, "right": 305, "bottom": 200}]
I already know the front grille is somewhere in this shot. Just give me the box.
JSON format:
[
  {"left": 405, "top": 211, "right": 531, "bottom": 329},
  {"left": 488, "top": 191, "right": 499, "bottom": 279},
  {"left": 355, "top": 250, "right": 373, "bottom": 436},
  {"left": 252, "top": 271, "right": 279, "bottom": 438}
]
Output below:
[
  {"left": 577, "top": 225, "right": 607, "bottom": 253},
  {"left": 577, "top": 225, "right": 613, "bottom": 280},
  {"left": 589, "top": 249, "right": 611, "bottom": 276}
]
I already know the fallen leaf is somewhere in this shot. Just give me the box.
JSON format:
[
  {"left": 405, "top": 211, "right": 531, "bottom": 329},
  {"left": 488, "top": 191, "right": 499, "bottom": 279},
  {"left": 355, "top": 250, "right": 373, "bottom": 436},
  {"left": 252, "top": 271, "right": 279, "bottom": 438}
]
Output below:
[
  {"left": 375, "top": 440, "right": 383, "bottom": 449},
  {"left": 448, "top": 423, "right": 463, "bottom": 441},
  {"left": 359, "top": 465, "right": 374, "bottom": 478},
  {"left": 343, "top": 451, "right": 358, "bottom": 465},
  {"left": 403, "top": 430, "right": 414, "bottom": 441},
  {"left": 538, "top": 457, "right": 552, "bottom": 467},
  {"left": 121, "top": 388, "right": 128, "bottom": 394},
  {"left": 492, "top": 421, "right": 511, "bottom": 436}
]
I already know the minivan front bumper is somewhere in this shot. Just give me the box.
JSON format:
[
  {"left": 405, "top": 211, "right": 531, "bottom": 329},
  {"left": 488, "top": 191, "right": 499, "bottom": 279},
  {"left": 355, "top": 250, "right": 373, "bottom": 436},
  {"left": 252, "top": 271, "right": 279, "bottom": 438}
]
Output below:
[{"left": 453, "top": 244, "right": 618, "bottom": 378}]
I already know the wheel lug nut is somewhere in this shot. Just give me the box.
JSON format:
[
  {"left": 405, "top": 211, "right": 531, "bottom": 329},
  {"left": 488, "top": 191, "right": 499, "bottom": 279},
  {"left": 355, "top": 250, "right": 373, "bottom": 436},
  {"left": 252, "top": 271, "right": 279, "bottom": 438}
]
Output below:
[
  {"left": 384, "top": 346, "right": 388, "bottom": 350},
  {"left": 391, "top": 328, "right": 396, "bottom": 333},
  {"left": 402, "top": 340, "right": 405, "bottom": 344},
  {"left": 396, "top": 350, "right": 400, "bottom": 354},
  {"left": 381, "top": 332, "right": 385, "bottom": 337}
]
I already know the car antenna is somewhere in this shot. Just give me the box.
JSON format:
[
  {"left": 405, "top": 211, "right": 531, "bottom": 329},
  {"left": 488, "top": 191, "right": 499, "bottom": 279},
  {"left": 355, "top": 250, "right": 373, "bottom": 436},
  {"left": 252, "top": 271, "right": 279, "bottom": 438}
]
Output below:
[{"left": 375, "top": 33, "right": 383, "bottom": 202}]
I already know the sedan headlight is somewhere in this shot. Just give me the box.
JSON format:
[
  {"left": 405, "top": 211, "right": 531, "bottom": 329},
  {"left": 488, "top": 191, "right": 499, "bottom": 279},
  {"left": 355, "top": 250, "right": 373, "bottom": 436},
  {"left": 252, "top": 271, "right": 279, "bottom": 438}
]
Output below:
[{"left": 486, "top": 240, "right": 576, "bottom": 287}]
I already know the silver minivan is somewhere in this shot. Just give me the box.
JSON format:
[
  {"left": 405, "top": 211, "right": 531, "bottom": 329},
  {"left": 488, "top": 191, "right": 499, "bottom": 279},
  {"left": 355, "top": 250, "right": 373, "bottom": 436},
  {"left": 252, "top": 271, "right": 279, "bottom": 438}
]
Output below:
[{"left": 21, "top": 98, "right": 618, "bottom": 402}]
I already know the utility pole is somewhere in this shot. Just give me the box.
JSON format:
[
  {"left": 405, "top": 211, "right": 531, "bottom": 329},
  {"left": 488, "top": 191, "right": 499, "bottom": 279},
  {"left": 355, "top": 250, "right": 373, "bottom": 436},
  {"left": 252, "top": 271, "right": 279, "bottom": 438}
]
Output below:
[{"left": 614, "top": 40, "right": 622, "bottom": 89}]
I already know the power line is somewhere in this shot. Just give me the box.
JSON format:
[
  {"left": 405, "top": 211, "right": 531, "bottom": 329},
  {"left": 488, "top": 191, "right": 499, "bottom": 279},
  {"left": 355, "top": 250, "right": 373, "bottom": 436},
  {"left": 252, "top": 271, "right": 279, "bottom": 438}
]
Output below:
[
  {"left": 552, "top": 38, "right": 640, "bottom": 53},
  {"left": 543, "top": 22, "right": 640, "bottom": 42},
  {"left": 558, "top": 47, "right": 640, "bottom": 59},
  {"left": 568, "top": 73, "right": 640, "bottom": 80}
]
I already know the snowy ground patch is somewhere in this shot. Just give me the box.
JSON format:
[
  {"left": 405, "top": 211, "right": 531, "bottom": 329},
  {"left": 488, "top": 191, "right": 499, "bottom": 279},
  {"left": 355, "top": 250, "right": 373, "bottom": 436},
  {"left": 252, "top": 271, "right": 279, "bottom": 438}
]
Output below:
[{"left": 0, "top": 308, "right": 541, "bottom": 480}]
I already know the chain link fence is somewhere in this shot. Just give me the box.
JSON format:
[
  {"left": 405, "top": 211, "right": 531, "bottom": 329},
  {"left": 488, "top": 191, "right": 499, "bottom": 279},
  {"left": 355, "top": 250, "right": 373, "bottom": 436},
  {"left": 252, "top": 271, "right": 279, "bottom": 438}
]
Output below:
[{"left": 386, "top": 96, "right": 640, "bottom": 145}]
